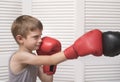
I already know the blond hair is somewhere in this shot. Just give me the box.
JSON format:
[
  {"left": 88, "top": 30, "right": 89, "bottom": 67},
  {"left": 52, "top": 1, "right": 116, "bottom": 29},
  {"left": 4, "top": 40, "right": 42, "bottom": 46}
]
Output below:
[{"left": 11, "top": 15, "right": 43, "bottom": 43}]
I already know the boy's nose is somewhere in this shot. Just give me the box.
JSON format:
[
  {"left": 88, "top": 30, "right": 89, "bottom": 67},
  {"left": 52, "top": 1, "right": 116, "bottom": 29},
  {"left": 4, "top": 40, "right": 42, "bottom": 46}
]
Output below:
[{"left": 38, "top": 38, "right": 42, "bottom": 43}]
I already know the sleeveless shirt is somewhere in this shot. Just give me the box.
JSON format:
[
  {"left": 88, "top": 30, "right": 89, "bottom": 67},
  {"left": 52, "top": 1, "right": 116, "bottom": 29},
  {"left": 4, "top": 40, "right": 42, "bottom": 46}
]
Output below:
[{"left": 8, "top": 55, "right": 38, "bottom": 82}]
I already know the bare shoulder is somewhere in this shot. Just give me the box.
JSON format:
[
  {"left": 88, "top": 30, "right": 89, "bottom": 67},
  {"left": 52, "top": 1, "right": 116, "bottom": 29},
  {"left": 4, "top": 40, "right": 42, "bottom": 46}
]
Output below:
[
  {"left": 10, "top": 51, "right": 29, "bottom": 66},
  {"left": 10, "top": 51, "right": 33, "bottom": 74},
  {"left": 10, "top": 51, "right": 37, "bottom": 74},
  {"left": 12, "top": 51, "right": 35, "bottom": 63}
]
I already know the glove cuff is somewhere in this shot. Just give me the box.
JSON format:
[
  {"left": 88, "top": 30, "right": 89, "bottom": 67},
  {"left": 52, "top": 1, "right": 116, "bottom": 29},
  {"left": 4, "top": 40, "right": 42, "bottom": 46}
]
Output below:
[{"left": 64, "top": 45, "right": 78, "bottom": 59}]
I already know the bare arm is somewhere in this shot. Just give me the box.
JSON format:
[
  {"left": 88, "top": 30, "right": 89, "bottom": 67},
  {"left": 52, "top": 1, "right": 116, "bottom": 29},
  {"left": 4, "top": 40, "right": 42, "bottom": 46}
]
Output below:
[{"left": 18, "top": 51, "right": 67, "bottom": 65}]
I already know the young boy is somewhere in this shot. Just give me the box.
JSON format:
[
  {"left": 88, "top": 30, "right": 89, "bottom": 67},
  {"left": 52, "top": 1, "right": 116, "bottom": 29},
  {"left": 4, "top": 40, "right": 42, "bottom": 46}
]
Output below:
[
  {"left": 8, "top": 15, "right": 103, "bottom": 82},
  {"left": 8, "top": 15, "right": 61, "bottom": 82}
]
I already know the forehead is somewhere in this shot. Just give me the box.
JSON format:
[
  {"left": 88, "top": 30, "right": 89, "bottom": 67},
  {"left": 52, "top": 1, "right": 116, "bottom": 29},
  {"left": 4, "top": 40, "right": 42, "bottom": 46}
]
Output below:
[{"left": 27, "top": 29, "right": 42, "bottom": 36}]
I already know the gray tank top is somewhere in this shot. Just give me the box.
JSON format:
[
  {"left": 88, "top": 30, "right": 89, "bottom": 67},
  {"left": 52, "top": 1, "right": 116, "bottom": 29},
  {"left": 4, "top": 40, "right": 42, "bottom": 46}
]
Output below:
[{"left": 8, "top": 56, "right": 38, "bottom": 82}]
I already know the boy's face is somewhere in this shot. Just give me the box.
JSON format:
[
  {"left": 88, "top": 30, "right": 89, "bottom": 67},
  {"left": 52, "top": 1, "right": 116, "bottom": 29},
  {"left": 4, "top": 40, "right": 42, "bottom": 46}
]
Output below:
[{"left": 21, "top": 29, "right": 42, "bottom": 52}]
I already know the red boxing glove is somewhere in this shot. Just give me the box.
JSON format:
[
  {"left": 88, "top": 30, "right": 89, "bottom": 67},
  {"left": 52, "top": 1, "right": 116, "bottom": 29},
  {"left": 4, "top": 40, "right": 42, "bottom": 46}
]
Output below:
[
  {"left": 36, "top": 36, "right": 61, "bottom": 75},
  {"left": 64, "top": 29, "right": 103, "bottom": 59}
]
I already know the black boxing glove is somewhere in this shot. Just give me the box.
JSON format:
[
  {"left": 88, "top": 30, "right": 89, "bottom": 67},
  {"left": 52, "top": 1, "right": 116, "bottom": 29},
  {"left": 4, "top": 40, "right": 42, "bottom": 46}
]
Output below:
[{"left": 103, "top": 31, "right": 120, "bottom": 57}]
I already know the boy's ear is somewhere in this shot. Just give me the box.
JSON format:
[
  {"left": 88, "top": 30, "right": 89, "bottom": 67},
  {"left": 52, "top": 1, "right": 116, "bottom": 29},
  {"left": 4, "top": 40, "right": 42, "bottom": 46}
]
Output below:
[{"left": 16, "top": 35, "right": 24, "bottom": 44}]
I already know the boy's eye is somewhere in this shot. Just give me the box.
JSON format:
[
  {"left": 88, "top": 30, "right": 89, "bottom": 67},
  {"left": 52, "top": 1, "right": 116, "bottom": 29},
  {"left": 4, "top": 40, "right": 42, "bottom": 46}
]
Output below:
[
  {"left": 33, "top": 36, "right": 38, "bottom": 39},
  {"left": 34, "top": 35, "right": 41, "bottom": 39}
]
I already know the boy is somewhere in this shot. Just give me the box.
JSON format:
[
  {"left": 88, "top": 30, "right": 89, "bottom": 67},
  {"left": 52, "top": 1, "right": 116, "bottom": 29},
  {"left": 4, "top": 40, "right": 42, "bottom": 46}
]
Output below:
[
  {"left": 9, "top": 15, "right": 56, "bottom": 82},
  {"left": 8, "top": 15, "right": 103, "bottom": 82}
]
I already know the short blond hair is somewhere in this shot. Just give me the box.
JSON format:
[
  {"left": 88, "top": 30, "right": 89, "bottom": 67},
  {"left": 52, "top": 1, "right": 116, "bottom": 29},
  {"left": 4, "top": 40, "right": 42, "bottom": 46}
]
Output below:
[{"left": 11, "top": 15, "right": 43, "bottom": 43}]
